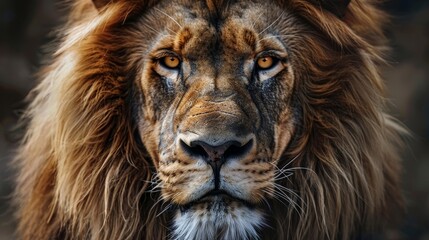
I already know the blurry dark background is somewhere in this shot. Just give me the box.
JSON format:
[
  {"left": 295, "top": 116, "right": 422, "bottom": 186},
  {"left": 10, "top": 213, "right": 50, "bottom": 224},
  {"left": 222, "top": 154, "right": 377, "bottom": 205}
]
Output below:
[{"left": 0, "top": 0, "right": 428, "bottom": 239}]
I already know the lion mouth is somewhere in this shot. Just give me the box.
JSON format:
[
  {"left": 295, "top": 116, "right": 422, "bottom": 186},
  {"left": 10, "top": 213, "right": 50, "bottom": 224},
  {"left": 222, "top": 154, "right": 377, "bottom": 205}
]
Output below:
[{"left": 179, "top": 189, "right": 254, "bottom": 212}]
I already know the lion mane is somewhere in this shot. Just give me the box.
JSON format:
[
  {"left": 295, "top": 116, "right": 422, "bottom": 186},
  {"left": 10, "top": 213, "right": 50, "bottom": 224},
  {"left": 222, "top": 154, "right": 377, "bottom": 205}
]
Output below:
[{"left": 14, "top": 0, "right": 404, "bottom": 239}]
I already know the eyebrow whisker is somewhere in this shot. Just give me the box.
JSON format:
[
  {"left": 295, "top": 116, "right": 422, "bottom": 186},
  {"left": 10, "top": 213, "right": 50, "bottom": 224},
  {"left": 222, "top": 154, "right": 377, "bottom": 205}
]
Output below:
[{"left": 154, "top": 7, "right": 183, "bottom": 30}]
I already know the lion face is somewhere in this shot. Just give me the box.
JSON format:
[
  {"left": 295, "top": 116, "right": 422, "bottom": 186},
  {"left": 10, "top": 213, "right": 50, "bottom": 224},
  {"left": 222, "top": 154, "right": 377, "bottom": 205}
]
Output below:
[
  {"left": 15, "top": 0, "right": 404, "bottom": 239},
  {"left": 136, "top": 1, "right": 295, "bottom": 238}
]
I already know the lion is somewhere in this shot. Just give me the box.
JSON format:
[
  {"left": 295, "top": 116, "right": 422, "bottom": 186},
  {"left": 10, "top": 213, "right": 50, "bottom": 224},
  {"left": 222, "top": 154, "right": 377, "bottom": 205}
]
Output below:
[{"left": 14, "top": 0, "right": 405, "bottom": 239}]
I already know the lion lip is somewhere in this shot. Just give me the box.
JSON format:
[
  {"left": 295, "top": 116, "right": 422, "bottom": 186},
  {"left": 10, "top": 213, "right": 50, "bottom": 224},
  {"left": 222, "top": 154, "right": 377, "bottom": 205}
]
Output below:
[{"left": 179, "top": 189, "right": 253, "bottom": 212}]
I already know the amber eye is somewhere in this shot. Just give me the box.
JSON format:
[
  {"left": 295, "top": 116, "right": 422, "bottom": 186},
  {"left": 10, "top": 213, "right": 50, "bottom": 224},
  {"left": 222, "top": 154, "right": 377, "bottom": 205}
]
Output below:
[
  {"left": 161, "top": 56, "right": 180, "bottom": 69},
  {"left": 257, "top": 56, "right": 275, "bottom": 69}
]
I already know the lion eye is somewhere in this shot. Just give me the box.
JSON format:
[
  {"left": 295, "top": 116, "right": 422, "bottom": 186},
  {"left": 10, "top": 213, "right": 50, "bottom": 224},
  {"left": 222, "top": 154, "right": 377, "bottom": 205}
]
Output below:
[
  {"left": 154, "top": 53, "right": 182, "bottom": 80},
  {"left": 255, "top": 54, "right": 285, "bottom": 81},
  {"left": 161, "top": 56, "right": 180, "bottom": 69},
  {"left": 257, "top": 56, "right": 275, "bottom": 69}
]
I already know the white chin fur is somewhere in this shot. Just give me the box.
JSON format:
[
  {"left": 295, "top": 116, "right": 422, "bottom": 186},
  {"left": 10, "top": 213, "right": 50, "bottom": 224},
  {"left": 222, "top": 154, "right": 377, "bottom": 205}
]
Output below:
[{"left": 172, "top": 201, "right": 265, "bottom": 240}]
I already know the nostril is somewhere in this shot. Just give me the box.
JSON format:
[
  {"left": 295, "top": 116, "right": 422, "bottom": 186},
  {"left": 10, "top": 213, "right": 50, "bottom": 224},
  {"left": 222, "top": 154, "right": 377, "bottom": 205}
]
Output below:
[
  {"left": 224, "top": 139, "right": 253, "bottom": 160},
  {"left": 179, "top": 137, "right": 253, "bottom": 163},
  {"left": 180, "top": 140, "right": 209, "bottom": 159}
]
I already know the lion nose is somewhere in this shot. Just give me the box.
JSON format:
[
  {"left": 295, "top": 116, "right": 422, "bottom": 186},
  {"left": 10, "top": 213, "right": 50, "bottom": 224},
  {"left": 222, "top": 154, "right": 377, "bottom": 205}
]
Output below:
[
  {"left": 180, "top": 139, "right": 253, "bottom": 166},
  {"left": 178, "top": 135, "right": 254, "bottom": 178}
]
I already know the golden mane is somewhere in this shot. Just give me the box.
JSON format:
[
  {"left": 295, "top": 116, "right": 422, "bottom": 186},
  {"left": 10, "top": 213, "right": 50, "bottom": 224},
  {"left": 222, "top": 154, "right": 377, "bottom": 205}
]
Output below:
[{"left": 14, "top": 0, "right": 404, "bottom": 239}]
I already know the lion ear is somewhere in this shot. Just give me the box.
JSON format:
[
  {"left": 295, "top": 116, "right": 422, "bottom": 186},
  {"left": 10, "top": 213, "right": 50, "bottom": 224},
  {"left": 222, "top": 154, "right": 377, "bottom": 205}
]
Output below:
[{"left": 309, "top": 0, "right": 351, "bottom": 17}]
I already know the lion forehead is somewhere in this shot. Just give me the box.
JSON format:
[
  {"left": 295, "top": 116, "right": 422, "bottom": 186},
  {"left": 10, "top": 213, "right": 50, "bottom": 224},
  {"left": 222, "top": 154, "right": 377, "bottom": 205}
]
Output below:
[{"left": 142, "top": 0, "right": 287, "bottom": 56}]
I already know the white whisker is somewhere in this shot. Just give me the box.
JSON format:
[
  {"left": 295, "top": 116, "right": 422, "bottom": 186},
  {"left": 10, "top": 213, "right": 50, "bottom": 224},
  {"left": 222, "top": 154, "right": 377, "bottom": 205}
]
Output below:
[
  {"left": 155, "top": 8, "right": 182, "bottom": 29},
  {"left": 156, "top": 203, "right": 173, "bottom": 217},
  {"left": 268, "top": 186, "right": 304, "bottom": 218},
  {"left": 259, "top": 12, "right": 285, "bottom": 35}
]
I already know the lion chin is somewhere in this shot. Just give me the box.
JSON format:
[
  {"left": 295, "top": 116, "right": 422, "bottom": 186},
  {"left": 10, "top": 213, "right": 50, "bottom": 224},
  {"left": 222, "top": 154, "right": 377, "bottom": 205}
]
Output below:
[{"left": 173, "top": 194, "right": 264, "bottom": 240}]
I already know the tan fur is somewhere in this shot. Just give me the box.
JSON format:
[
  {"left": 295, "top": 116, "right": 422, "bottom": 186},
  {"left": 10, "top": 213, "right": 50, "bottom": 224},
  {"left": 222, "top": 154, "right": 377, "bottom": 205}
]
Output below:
[{"left": 14, "top": 0, "right": 404, "bottom": 239}]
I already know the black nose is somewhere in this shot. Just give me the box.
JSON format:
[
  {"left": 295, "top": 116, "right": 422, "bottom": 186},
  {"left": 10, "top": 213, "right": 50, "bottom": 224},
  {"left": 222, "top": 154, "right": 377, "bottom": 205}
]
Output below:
[
  {"left": 179, "top": 137, "right": 253, "bottom": 188},
  {"left": 181, "top": 139, "right": 253, "bottom": 165}
]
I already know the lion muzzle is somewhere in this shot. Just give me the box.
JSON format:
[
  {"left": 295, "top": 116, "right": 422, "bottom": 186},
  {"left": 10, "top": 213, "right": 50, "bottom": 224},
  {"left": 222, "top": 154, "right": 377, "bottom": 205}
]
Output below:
[{"left": 177, "top": 95, "right": 256, "bottom": 189}]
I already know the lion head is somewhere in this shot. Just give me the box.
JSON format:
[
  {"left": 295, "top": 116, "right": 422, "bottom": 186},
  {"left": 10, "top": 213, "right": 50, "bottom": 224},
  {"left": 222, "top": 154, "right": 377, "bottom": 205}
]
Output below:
[{"left": 14, "top": 0, "right": 404, "bottom": 239}]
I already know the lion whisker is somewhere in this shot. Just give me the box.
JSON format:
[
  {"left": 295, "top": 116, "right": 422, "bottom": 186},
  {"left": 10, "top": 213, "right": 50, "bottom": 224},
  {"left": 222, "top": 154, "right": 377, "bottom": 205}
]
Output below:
[
  {"left": 255, "top": 191, "right": 272, "bottom": 212},
  {"left": 142, "top": 180, "right": 160, "bottom": 185},
  {"left": 262, "top": 188, "right": 303, "bottom": 218},
  {"left": 272, "top": 183, "right": 305, "bottom": 206},
  {"left": 257, "top": 34, "right": 299, "bottom": 43},
  {"left": 142, "top": 23, "right": 173, "bottom": 37},
  {"left": 269, "top": 154, "right": 300, "bottom": 172},
  {"left": 148, "top": 196, "right": 164, "bottom": 214},
  {"left": 154, "top": 7, "right": 182, "bottom": 29},
  {"left": 142, "top": 173, "right": 164, "bottom": 194},
  {"left": 280, "top": 167, "right": 316, "bottom": 175},
  {"left": 156, "top": 203, "right": 173, "bottom": 218},
  {"left": 273, "top": 172, "right": 294, "bottom": 181},
  {"left": 251, "top": 11, "right": 263, "bottom": 29},
  {"left": 271, "top": 158, "right": 317, "bottom": 180},
  {"left": 259, "top": 11, "right": 285, "bottom": 35},
  {"left": 270, "top": 181, "right": 306, "bottom": 214},
  {"left": 267, "top": 186, "right": 304, "bottom": 218}
]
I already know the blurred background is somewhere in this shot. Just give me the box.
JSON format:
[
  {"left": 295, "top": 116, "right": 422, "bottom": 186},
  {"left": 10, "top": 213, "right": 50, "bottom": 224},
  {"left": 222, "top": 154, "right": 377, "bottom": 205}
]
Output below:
[{"left": 0, "top": 0, "right": 428, "bottom": 239}]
